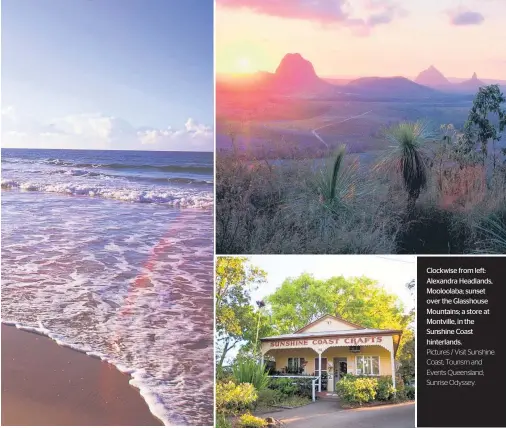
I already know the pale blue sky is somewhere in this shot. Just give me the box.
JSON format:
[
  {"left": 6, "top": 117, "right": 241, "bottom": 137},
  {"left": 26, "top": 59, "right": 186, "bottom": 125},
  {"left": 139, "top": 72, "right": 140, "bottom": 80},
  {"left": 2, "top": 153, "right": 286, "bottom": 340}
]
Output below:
[{"left": 2, "top": 0, "right": 214, "bottom": 151}]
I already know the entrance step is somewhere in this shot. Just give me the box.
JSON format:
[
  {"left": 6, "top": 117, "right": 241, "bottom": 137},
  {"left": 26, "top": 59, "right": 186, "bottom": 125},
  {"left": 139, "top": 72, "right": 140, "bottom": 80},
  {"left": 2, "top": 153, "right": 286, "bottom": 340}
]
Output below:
[{"left": 316, "top": 392, "right": 340, "bottom": 401}]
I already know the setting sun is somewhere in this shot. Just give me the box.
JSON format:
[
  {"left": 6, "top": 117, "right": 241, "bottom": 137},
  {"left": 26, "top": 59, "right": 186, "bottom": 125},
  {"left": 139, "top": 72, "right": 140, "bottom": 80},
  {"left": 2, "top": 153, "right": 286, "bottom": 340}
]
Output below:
[{"left": 234, "top": 56, "right": 256, "bottom": 74}]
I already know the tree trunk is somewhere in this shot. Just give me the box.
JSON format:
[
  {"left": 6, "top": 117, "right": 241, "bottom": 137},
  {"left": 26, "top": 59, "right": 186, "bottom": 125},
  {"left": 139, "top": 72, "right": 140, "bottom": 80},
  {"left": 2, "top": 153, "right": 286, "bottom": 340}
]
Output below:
[
  {"left": 492, "top": 140, "right": 496, "bottom": 172},
  {"left": 217, "top": 339, "right": 230, "bottom": 371},
  {"left": 407, "top": 189, "right": 419, "bottom": 217}
]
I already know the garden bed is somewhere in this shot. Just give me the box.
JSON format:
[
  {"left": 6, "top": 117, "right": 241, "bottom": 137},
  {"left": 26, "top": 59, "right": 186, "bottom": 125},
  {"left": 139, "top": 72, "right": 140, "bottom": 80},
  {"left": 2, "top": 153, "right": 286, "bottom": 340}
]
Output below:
[
  {"left": 255, "top": 396, "right": 312, "bottom": 414},
  {"left": 341, "top": 399, "right": 415, "bottom": 410}
]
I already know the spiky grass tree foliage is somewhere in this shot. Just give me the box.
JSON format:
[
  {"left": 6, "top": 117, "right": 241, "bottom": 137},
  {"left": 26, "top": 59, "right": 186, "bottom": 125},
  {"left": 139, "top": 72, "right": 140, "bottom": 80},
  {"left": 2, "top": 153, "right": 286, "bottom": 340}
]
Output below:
[
  {"left": 313, "top": 145, "right": 362, "bottom": 212},
  {"left": 378, "top": 121, "right": 433, "bottom": 214},
  {"left": 475, "top": 214, "right": 506, "bottom": 254}
]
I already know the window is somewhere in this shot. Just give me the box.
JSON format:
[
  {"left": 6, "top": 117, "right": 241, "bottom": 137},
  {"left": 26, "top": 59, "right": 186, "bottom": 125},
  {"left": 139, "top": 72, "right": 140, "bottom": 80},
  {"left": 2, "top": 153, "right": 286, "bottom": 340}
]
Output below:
[
  {"left": 356, "top": 356, "right": 380, "bottom": 375},
  {"left": 287, "top": 357, "right": 305, "bottom": 373}
]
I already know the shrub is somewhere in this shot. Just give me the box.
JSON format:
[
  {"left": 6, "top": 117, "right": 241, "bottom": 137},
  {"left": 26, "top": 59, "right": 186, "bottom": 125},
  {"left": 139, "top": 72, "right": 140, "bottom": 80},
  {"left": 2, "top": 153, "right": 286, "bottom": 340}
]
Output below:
[
  {"left": 217, "top": 365, "right": 234, "bottom": 382},
  {"left": 256, "top": 388, "right": 282, "bottom": 407},
  {"left": 376, "top": 377, "right": 396, "bottom": 401},
  {"left": 268, "top": 376, "right": 315, "bottom": 398},
  {"left": 237, "top": 413, "right": 267, "bottom": 428},
  {"left": 405, "top": 385, "right": 415, "bottom": 400},
  {"left": 232, "top": 358, "right": 269, "bottom": 392},
  {"left": 335, "top": 375, "right": 378, "bottom": 404},
  {"left": 216, "top": 381, "right": 258, "bottom": 415},
  {"left": 268, "top": 377, "right": 298, "bottom": 396},
  {"left": 216, "top": 413, "right": 232, "bottom": 428}
]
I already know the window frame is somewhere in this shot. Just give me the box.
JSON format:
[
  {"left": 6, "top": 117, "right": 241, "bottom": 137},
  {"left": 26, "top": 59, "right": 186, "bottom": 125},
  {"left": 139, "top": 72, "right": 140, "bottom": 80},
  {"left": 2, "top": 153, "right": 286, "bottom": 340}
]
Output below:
[
  {"left": 355, "top": 355, "right": 381, "bottom": 376},
  {"left": 287, "top": 357, "right": 305, "bottom": 373}
]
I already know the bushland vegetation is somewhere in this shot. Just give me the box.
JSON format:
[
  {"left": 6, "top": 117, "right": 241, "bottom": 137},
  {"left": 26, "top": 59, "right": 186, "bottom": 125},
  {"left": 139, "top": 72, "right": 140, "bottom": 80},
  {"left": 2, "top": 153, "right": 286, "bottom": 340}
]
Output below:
[{"left": 216, "top": 85, "right": 506, "bottom": 254}]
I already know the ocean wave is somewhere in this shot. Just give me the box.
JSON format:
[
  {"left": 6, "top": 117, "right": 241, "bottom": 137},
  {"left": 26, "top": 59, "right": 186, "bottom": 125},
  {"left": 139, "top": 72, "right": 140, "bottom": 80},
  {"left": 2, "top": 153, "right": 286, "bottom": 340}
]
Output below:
[
  {"left": 1, "top": 179, "right": 213, "bottom": 208},
  {"left": 7, "top": 167, "right": 212, "bottom": 185},
  {"left": 2, "top": 157, "right": 213, "bottom": 174}
]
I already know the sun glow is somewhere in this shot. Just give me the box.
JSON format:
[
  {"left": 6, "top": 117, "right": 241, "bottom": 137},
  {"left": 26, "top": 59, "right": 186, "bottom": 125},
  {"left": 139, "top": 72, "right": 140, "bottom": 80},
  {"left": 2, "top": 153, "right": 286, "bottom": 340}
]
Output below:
[{"left": 233, "top": 56, "right": 256, "bottom": 74}]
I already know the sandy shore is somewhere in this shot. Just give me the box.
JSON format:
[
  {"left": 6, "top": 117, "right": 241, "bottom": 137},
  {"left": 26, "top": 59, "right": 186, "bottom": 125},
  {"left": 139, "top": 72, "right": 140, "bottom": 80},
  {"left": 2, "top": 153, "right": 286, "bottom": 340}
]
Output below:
[{"left": 1, "top": 324, "right": 163, "bottom": 426}]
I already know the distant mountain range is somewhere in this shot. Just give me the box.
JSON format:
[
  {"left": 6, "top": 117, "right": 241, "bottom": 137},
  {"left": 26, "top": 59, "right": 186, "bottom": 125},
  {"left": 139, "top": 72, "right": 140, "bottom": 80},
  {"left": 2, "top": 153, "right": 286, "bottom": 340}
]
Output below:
[
  {"left": 217, "top": 54, "right": 504, "bottom": 100},
  {"left": 413, "top": 65, "right": 506, "bottom": 94}
]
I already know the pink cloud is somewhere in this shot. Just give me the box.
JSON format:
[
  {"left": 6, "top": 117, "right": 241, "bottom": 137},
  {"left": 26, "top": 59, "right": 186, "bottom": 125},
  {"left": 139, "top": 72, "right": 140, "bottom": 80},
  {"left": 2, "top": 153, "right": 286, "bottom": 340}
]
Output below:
[
  {"left": 447, "top": 8, "right": 484, "bottom": 26},
  {"left": 217, "top": 0, "right": 350, "bottom": 24},
  {"left": 217, "top": 0, "right": 407, "bottom": 30}
]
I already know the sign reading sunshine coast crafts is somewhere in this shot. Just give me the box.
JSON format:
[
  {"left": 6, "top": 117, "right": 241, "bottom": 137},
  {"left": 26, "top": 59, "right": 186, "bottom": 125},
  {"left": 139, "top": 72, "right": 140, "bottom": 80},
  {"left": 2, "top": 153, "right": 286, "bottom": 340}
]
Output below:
[{"left": 269, "top": 336, "right": 384, "bottom": 348}]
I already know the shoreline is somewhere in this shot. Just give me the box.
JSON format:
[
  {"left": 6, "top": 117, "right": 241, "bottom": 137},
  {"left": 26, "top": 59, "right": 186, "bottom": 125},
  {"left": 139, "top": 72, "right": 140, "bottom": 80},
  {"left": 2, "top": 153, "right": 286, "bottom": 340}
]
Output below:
[{"left": 1, "top": 324, "right": 163, "bottom": 426}]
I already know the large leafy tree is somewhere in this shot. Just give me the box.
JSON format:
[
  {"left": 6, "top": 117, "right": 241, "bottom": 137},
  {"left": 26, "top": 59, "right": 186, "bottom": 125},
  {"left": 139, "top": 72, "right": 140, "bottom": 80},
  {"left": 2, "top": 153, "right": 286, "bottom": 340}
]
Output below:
[
  {"left": 397, "top": 328, "right": 415, "bottom": 383},
  {"left": 464, "top": 84, "right": 506, "bottom": 170},
  {"left": 397, "top": 279, "right": 416, "bottom": 383},
  {"left": 266, "top": 273, "right": 410, "bottom": 334},
  {"left": 215, "top": 257, "right": 266, "bottom": 369}
]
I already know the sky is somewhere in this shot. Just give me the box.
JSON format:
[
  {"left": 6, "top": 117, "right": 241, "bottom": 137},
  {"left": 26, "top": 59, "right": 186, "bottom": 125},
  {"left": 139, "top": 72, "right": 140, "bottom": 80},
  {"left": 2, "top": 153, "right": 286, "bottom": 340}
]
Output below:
[
  {"left": 248, "top": 255, "right": 416, "bottom": 314},
  {"left": 216, "top": 0, "right": 506, "bottom": 80},
  {"left": 1, "top": 0, "right": 214, "bottom": 151}
]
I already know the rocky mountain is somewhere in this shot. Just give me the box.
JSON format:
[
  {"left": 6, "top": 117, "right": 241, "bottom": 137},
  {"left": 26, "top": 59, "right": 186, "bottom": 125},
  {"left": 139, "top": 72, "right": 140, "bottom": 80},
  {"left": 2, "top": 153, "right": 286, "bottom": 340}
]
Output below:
[
  {"left": 415, "top": 65, "right": 451, "bottom": 88},
  {"left": 458, "top": 72, "right": 486, "bottom": 93},
  {"left": 270, "top": 53, "right": 333, "bottom": 94}
]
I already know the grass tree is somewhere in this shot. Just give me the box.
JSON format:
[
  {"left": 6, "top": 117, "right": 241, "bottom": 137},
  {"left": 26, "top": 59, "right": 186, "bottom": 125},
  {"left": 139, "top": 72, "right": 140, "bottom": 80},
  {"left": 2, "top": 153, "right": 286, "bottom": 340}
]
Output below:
[
  {"left": 378, "top": 121, "right": 433, "bottom": 214},
  {"left": 314, "top": 145, "right": 362, "bottom": 211},
  {"left": 476, "top": 215, "right": 506, "bottom": 254}
]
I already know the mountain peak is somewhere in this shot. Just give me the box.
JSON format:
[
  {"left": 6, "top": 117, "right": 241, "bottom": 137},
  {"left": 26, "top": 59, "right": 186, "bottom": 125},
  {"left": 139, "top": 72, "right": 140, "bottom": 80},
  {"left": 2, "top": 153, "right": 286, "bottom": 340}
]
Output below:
[
  {"left": 272, "top": 53, "right": 327, "bottom": 93},
  {"left": 415, "top": 65, "right": 450, "bottom": 87},
  {"left": 471, "top": 72, "right": 478, "bottom": 80},
  {"left": 276, "top": 53, "right": 315, "bottom": 76}
]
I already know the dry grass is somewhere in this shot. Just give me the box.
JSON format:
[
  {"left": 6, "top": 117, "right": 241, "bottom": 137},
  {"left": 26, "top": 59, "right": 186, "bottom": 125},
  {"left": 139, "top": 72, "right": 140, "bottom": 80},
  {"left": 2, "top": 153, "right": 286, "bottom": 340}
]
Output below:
[{"left": 216, "top": 151, "right": 506, "bottom": 254}]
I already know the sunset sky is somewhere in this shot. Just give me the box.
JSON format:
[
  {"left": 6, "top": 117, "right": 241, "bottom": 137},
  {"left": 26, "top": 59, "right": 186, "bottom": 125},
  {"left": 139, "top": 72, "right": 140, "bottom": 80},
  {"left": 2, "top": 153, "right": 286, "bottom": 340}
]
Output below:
[{"left": 216, "top": 0, "right": 506, "bottom": 80}]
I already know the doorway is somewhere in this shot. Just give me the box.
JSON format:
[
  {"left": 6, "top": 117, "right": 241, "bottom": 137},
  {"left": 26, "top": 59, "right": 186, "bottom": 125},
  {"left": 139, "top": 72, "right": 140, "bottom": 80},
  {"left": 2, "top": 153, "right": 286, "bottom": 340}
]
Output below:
[
  {"left": 333, "top": 357, "right": 347, "bottom": 390},
  {"left": 314, "top": 357, "right": 328, "bottom": 391}
]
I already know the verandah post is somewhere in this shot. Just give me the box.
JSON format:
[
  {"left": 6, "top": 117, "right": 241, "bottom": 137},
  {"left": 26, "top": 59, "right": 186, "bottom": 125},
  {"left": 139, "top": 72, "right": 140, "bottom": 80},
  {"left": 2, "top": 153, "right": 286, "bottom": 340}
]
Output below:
[{"left": 318, "top": 352, "right": 322, "bottom": 392}]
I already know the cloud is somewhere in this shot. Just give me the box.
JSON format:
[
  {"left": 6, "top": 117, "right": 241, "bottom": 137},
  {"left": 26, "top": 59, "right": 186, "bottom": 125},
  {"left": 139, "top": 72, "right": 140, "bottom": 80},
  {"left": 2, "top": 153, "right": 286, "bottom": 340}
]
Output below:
[
  {"left": 217, "top": 0, "right": 407, "bottom": 33},
  {"left": 138, "top": 119, "right": 213, "bottom": 150},
  {"left": 217, "top": 0, "right": 350, "bottom": 24},
  {"left": 365, "top": 1, "right": 408, "bottom": 27},
  {"left": 1, "top": 108, "right": 213, "bottom": 151},
  {"left": 447, "top": 8, "right": 484, "bottom": 26}
]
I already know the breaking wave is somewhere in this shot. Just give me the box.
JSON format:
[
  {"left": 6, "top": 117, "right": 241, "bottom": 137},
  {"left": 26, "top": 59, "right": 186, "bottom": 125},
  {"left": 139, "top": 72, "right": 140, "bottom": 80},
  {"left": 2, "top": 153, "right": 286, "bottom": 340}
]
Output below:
[{"left": 1, "top": 179, "right": 213, "bottom": 208}]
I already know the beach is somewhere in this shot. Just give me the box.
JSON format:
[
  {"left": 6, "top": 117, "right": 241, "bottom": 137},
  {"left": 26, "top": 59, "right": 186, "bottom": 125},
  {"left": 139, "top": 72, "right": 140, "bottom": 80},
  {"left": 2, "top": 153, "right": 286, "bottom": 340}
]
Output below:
[
  {"left": 1, "top": 149, "right": 215, "bottom": 425},
  {"left": 1, "top": 325, "right": 162, "bottom": 426}
]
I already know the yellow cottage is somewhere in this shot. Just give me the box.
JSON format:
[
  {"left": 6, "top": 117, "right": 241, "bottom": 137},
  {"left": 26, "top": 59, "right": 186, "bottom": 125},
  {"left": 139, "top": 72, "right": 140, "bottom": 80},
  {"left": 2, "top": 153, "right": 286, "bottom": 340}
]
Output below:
[{"left": 260, "top": 315, "right": 402, "bottom": 393}]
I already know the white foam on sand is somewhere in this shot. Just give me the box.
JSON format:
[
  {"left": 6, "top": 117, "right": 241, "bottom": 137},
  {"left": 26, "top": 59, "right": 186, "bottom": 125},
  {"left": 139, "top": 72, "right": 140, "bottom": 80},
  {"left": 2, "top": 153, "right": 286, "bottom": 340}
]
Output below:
[{"left": 1, "top": 193, "right": 214, "bottom": 426}]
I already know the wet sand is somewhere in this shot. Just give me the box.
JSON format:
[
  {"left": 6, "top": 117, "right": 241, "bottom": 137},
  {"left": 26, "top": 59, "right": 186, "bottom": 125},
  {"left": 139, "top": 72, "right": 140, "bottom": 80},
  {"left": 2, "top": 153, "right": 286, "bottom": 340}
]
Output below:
[{"left": 1, "top": 325, "right": 163, "bottom": 426}]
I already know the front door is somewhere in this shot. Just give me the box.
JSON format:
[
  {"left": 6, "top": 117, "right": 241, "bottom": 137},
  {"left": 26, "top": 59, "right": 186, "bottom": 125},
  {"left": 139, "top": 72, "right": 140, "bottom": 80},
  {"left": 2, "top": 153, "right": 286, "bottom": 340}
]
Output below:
[
  {"left": 314, "top": 357, "right": 328, "bottom": 391},
  {"left": 334, "top": 357, "right": 348, "bottom": 389}
]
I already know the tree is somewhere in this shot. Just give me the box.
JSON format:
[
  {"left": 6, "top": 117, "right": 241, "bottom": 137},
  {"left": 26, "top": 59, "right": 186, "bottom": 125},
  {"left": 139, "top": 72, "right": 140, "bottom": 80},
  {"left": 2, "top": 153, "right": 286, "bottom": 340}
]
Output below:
[
  {"left": 377, "top": 121, "right": 433, "bottom": 214},
  {"left": 397, "top": 278, "right": 416, "bottom": 383},
  {"left": 266, "top": 273, "right": 410, "bottom": 334},
  {"left": 397, "top": 328, "right": 415, "bottom": 383},
  {"left": 216, "top": 257, "right": 267, "bottom": 370},
  {"left": 464, "top": 85, "right": 506, "bottom": 171}
]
